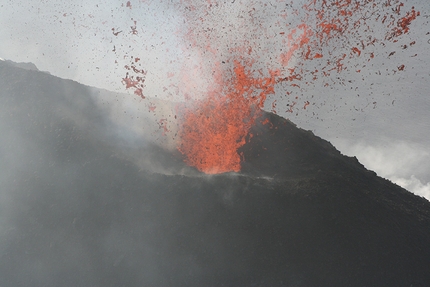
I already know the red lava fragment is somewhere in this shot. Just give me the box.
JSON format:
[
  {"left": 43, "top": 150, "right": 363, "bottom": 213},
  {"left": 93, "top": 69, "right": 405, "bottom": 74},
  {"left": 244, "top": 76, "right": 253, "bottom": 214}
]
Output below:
[
  {"left": 304, "top": 101, "right": 310, "bottom": 109},
  {"left": 130, "top": 20, "right": 138, "bottom": 35},
  {"left": 398, "top": 64, "right": 405, "bottom": 71},
  {"left": 122, "top": 77, "right": 139, "bottom": 89},
  {"left": 352, "top": 47, "right": 361, "bottom": 56},
  {"left": 271, "top": 100, "right": 277, "bottom": 114},
  {"left": 125, "top": 64, "right": 146, "bottom": 74},
  {"left": 261, "top": 118, "right": 270, "bottom": 125},
  {"left": 286, "top": 102, "right": 297, "bottom": 113},
  {"left": 336, "top": 54, "right": 347, "bottom": 72},
  {"left": 134, "top": 88, "right": 145, "bottom": 99},
  {"left": 305, "top": 46, "right": 312, "bottom": 60},
  {"left": 112, "top": 28, "right": 122, "bottom": 36},
  {"left": 126, "top": 1, "right": 132, "bottom": 9}
]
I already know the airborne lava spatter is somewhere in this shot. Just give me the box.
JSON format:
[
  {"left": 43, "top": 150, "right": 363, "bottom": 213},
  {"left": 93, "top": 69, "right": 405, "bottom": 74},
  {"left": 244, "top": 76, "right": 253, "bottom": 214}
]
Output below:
[{"left": 120, "top": 0, "right": 420, "bottom": 174}]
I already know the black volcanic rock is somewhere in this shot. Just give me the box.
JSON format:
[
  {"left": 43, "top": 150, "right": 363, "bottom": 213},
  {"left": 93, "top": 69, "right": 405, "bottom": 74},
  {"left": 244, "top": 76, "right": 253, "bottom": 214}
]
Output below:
[{"left": 1, "top": 61, "right": 430, "bottom": 287}]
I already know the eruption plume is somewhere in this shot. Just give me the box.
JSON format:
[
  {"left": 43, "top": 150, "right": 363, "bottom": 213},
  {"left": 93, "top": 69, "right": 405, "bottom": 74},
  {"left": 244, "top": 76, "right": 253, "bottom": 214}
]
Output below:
[{"left": 120, "top": 0, "right": 420, "bottom": 174}]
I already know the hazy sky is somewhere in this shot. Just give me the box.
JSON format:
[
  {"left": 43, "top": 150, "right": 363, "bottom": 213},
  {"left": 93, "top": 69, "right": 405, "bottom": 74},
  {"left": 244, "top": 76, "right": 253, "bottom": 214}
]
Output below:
[{"left": 1, "top": 0, "right": 430, "bottom": 199}]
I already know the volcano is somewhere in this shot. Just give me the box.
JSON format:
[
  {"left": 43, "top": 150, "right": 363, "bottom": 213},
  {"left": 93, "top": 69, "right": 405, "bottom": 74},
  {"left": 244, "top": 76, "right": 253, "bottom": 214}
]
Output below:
[{"left": 1, "top": 60, "right": 430, "bottom": 287}]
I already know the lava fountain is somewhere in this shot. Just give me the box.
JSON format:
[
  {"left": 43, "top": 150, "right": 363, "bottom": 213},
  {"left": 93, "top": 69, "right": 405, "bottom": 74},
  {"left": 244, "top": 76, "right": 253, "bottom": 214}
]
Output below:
[
  {"left": 178, "top": 61, "right": 279, "bottom": 174},
  {"left": 120, "top": 0, "right": 420, "bottom": 174}
]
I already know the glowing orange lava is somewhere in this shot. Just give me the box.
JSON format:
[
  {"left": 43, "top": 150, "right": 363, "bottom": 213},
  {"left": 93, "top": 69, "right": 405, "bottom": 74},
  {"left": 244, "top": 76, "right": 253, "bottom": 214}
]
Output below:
[{"left": 178, "top": 61, "right": 278, "bottom": 174}]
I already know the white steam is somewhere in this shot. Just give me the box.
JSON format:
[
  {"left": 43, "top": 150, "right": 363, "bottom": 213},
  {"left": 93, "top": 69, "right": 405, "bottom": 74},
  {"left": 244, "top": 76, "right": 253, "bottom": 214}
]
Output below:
[{"left": 332, "top": 138, "right": 430, "bottom": 201}]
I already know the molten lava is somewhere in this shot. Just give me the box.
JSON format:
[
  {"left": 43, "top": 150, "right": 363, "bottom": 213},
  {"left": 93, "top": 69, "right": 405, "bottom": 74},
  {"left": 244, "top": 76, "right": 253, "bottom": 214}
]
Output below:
[{"left": 178, "top": 61, "right": 278, "bottom": 174}]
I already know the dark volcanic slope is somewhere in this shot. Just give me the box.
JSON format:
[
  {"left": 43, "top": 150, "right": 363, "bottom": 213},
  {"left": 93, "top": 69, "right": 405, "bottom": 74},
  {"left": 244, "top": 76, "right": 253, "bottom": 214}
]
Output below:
[{"left": 1, "top": 61, "right": 430, "bottom": 287}]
